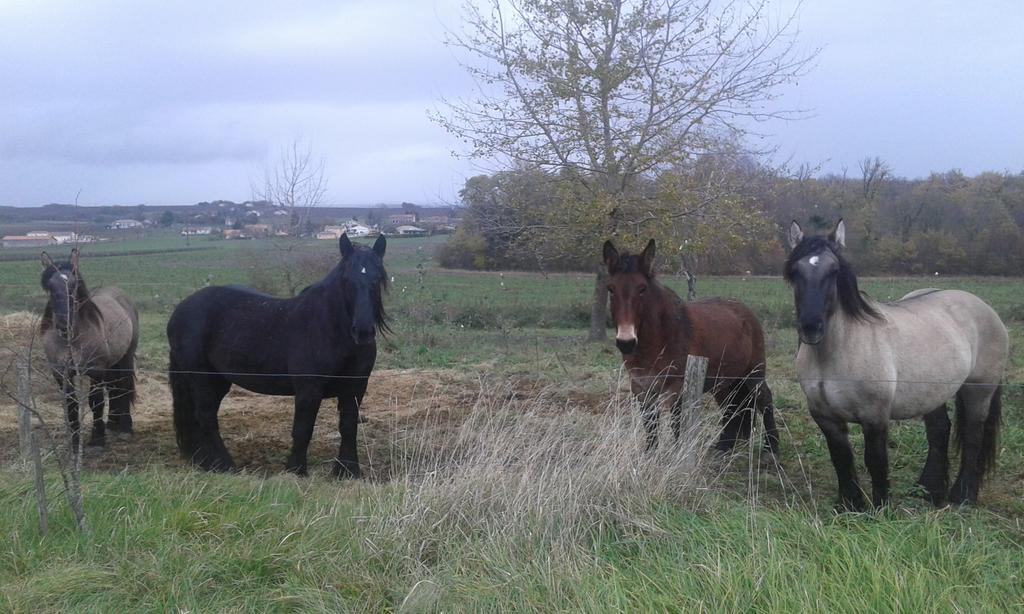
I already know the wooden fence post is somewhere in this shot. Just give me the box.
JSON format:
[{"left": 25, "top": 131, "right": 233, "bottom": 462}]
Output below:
[
  {"left": 17, "top": 356, "right": 32, "bottom": 458},
  {"left": 679, "top": 355, "right": 709, "bottom": 432},
  {"left": 17, "top": 355, "right": 48, "bottom": 535}
]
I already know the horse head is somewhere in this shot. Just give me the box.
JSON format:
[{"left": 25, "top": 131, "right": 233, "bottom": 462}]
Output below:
[
  {"left": 602, "top": 238, "right": 656, "bottom": 354},
  {"left": 784, "top": 219, "right": 879, "bottom": 344},
  {"left": 338, "top": 234, "right": 389, "bottom": 346},
  {"left": 40, "top": 249, "right": 83, "bottom": 338}
]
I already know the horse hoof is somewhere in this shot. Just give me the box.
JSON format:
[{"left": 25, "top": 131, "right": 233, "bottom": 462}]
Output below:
[
  {"left": 108, "top": 421, "right": 133, "bottom": 435},
  {"left": 285, "top": 464, "right": 309, "bottom": 477},
  {"left": 834, "top": 497, "right": 869, "bottom": 513},
  {"left": 197, "top": 457, "right": 235, "bottom": 473},
  {"left": 332, "top": 460, "right": 362, "bottom": 479}
]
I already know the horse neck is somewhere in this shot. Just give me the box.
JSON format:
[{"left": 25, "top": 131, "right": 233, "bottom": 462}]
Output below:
[
  {"left": 637, "top": 282, "right": 682, "bottom": 347},
  {"left": 314, "top": 268, "right": 353, "bottom": 328},
  {"left": 805, "top": 306, "right": 860, "bottom": 360}
]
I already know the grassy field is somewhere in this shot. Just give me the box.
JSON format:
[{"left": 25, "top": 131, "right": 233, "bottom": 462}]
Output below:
[{"left": 1, "top": 234, "right": 1022, "bottom": 611}]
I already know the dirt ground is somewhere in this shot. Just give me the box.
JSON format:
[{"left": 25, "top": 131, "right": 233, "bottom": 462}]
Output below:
[{"left": 0, "top": 312, "right": 613, "bottom": 478}]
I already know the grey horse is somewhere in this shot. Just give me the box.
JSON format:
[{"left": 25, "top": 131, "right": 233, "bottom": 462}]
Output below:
[
  {"left": 785, "top": 219, "right": 1008, "bottom": 509},
  {"left": 40, "top": 249, "right": 139, "bottom": 447}
]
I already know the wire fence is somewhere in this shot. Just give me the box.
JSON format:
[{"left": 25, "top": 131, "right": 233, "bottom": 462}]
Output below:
[{"left": 1, "top": 358, "right": 1021, "bottom": 388}]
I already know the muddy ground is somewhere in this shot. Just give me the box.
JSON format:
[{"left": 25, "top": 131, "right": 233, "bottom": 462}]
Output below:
[{"left": 0, "top": 311, "right": 613, "bottom": 478}]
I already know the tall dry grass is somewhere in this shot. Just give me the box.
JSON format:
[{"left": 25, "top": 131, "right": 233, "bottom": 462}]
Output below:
[{"left": 360, "top": 380, "right": 720, "bottom": 581}]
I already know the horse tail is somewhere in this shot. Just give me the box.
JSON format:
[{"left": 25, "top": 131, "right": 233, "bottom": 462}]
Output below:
[
  {"left": 123, "top": 352, "right": 138, "bottom": 407},
  {"left": 954, "top": 384, "right": 1002, "bottom": 479},
  {"left": 170, "top": 352, "right": 200, "bottom": 460}
]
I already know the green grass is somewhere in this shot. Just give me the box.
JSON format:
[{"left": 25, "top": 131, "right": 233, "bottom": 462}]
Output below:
[
  {"left": 1, "top": 471, "right": 1022, "bottom": 611},
  {"left": 1, "top": 234, "right": 1023, "bottom": 610}
]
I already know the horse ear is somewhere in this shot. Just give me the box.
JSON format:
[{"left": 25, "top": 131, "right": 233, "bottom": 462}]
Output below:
[
  {"left": 70, "top": 248, "right": 79, "bottom": 273},
  {"left": 40, "top": 251, "right": 55, "bottom": 269},
  {"left": 829, "top": 218, "right": 846, "bottom": 248},
  {"left": 787, "top": 221, "right": 804, "bottom": 249},
  {"left": 339, "top": 233, "right": 354, "bottom": 258},
  {"left": 640, "top": 239, "right": 656, "bottom": 275},
  {"left": 372, "top": 234, "right": 386, "bottom": 259},
  {"left": 602, "top": 240, "right": 619, "bottom": 270}
]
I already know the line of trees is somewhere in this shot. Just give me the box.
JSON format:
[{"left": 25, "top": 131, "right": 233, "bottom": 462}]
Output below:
[{"left": 439, "top": 159, "right": 1024, "bottom": 277}]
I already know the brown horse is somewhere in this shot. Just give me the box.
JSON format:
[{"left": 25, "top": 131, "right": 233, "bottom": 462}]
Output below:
[{"left": 603, "top": 239, "right": 779, "bottom": 453}]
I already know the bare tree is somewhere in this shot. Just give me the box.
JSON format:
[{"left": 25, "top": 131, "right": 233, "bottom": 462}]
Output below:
[
  {"left": 435, "top": 0, "right": 815, "bottom": 340},
  {"left": 253, "top": 138, "right": 328, "bottom": 237},
  {"left": 859, "top": 156, "right": 891, "bottom": 202}
]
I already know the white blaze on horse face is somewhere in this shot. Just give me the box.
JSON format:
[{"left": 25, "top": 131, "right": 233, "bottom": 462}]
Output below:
[
  {"left": 809, "top": 256, "right": 820, "bottom": 267},
  {"left": 616, "top": 323, "right": 637, "bottom": 343},
  {"left": 60, "top": 274, "right": 69, "bottom": 281},
  {"left": 360, "top": 267, "right": 366, "bottom": 274}
]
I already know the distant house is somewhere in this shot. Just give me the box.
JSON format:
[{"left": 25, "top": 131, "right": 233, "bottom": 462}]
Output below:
[
  {"left": 394, "top": 225, "right": 427, "bottom": 237},
  {"left": 223, "top": 229, "right": 246, "bottom": 240},
  {"left": 343, "top": 221, "right": 374, "bottom": 237},
  {"left": 50, "top": 231, "right": 78, "bottom": 244},
  {"left": 181, "top": 227, "right": 213, "bottom": 236},
  {"left": 108, "top": 219, "right": 143, "bottom": 230},
  {"left": 3, "top": 235, "right": 57, "bottom": 248},
  {"left": 26, "top": 231, "right": 53, "bottom": 238},
  {"left": 244, "top": 224, "right": 271, "bottom": 238},
  {"left": 273, "top": 209, "right": 289, "bottom": 216},
  {"left": 389, "top": 213, "right": 418, "bottom": 225},
  {"left": 317, "top": 221, "right": 376, "bottom": 240}
]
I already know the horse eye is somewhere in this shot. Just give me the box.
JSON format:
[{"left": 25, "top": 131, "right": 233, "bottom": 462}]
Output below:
[
  {"left": 606, "top": 285, "right": 614, "bottom": 295},
  {"left": 638, "top": 285, "right": 647, "bottom": 294}
]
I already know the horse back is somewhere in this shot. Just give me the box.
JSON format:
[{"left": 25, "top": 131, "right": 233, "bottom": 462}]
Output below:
[
  {"left": 885, "top": 289, "right": 1008, "bottom": 381},
  {"left": 684, "top": 299, "right": 767, "bottom": 382},
  {"left": 167, "top": 284, "right": 368, "bottom": 395}
]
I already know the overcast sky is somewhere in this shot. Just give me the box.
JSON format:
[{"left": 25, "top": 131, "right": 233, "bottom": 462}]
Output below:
[{"left": 1, "top": 0, "right": 1022, "bottom": 207}]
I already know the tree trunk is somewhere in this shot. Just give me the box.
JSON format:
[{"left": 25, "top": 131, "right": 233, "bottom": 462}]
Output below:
[
  {"left": 685, "top": 271, "right": 697, "bottom": 301},
  {"left": 588, "top": 267, "right": 608, "bottom": 341}
]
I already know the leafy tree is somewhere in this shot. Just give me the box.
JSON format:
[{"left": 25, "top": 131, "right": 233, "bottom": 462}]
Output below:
[
  {"left": 159, "top": 210, "right": 176, "bottom": 227},
  {"left": 436, "top": 0, "right": 814, "bottom": 339}
]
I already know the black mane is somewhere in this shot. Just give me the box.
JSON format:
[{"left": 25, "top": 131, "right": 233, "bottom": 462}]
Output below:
[
  {"left": 784, "top": 236, "right": 882, "bottom": 321},
  {"left": 320, "top": 245, "right": 391, "bottom": 335},
  {"left": 40, "top": 261, "right": 102, "bottom": 333}
]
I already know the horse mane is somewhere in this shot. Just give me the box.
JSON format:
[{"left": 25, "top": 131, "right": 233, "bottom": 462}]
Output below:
[
  {"left": 783, "top": 236, "right": 882, "bottom": 321},
  {"left": 39, "top": 263, "right": 103, "bottom": 334}
]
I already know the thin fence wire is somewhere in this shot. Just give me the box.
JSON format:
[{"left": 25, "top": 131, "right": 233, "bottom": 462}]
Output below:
[{"left": 1, "top": 358, "right": 1021, "bottom": 388}]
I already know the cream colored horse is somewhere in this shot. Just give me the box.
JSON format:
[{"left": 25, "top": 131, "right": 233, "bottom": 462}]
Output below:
[{"left": 785, "top": 220, "right": 1008, "bottom": 508}]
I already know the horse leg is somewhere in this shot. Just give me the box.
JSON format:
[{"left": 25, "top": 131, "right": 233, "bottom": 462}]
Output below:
[
  {"left": 87, "top": 380, "right": 106, "bottom": 447},
  {"left": 714, "top": 384, "right": 752, "bottom": 452},
  {"left": 812, "top": 413, "right": 867, "bottom": 511},
  {"left": 285, "top": 388, "right": 323, "bottom": 476},
  {"left": 918, "top": 405, "right": 950, "bottom": 506},
  {"left": 671, "top": 395, "right": 683, "bottom": 441},
  {"left": 333, "top": 379, "right": 367, "bottom": 478},
  {"left": 107, "top": 375, "right": 134, "bottom": 434},
  {"left": 53, "top": 370, "right": 81, "bottom": 449},
  {"left": 191, "top": 376, "right": 233, "bottom": 472},
  {"left": 754, "top": 382, "right": 780, "bottom": 455},
  {"left": 641, "top": 395, "right": 660, "bottom": 451},
  {"left": 949, "top": 384, "right": 999, "bottom": 505},
  {"left": 862, "top": 421, "right": 890, "bottom": 508}
]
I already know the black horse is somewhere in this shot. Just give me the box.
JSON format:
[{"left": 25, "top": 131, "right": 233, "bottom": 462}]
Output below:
[{"left": 168, "top": 234, "right": 388, "bottom": 477}]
